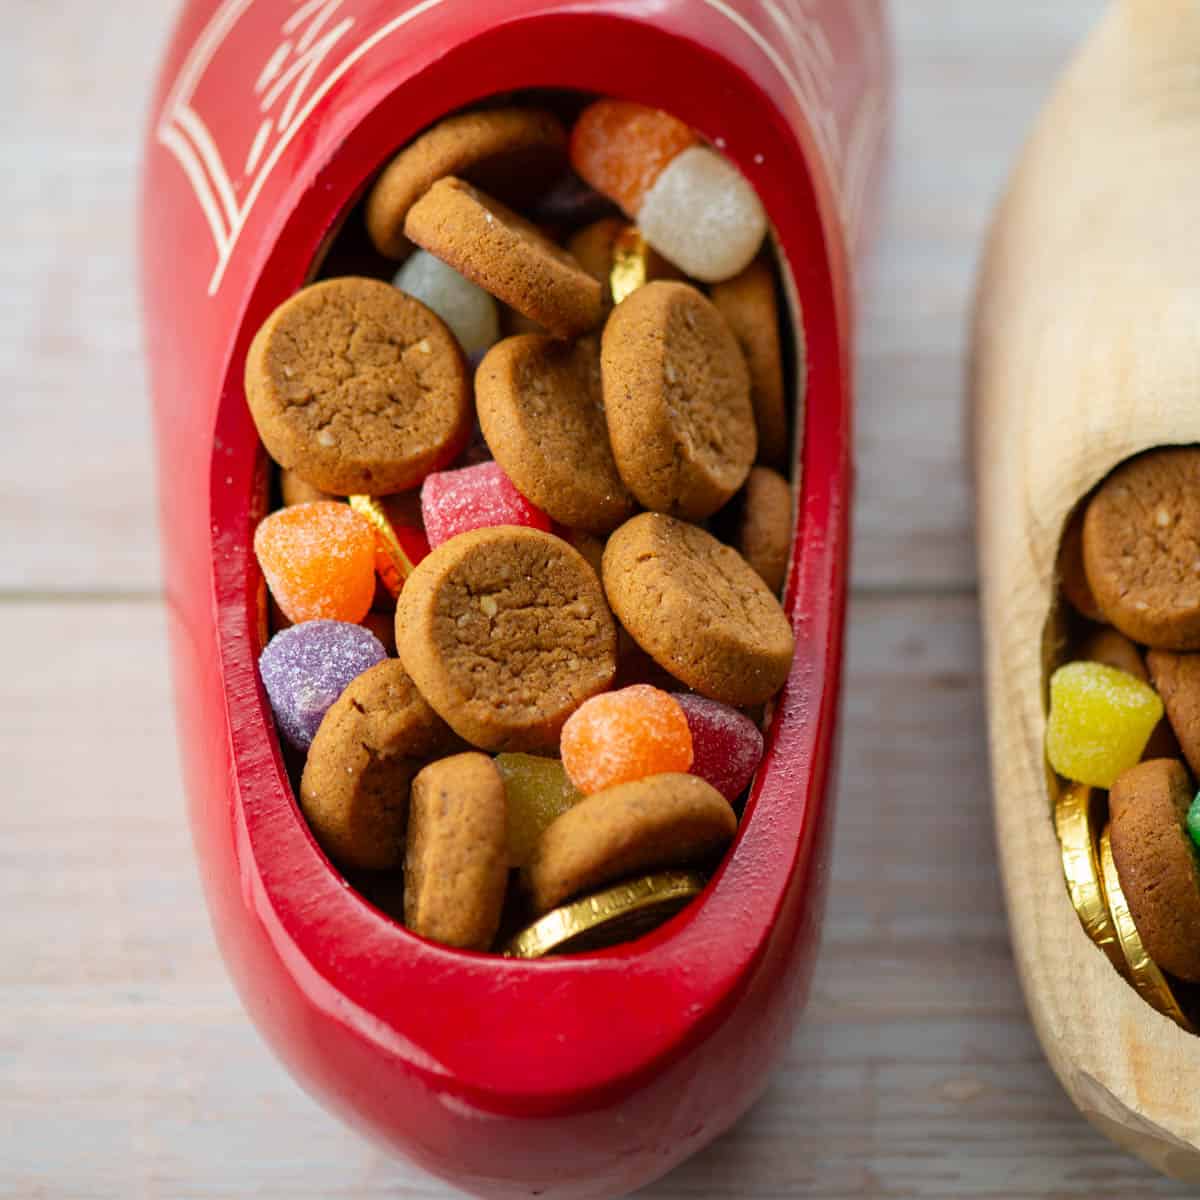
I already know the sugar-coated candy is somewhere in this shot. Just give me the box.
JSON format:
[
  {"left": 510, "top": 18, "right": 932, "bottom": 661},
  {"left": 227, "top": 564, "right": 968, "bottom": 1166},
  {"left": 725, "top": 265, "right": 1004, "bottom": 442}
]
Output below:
[
  {"left": 673, "top": 694, "right": 764, "bottom": 802},
  {"left": 1046, "top": 661, "right": 1164, "bottom": 788},
  {"left": 495, "top": 753, "right": 583, "bottom": 868},
  {"left": 637, "top": 146, "right": 767, "bottom": 284},
  {"left": 258, "top": 620, "right": 386, "bottom": 749},
  {"left": 569, "top": 100, "right": 765, "bottom": 283},
  {"left": 570, "top": 100, "right": 696, "bottom": 216},
  {"left": 254, "top": 501, "right": 376, "bottom": 625},
  {"left": 560, "top": 684, "right": 693, "bottom": 795},
  {"left": 420, "top": 460, "right": 551, "bottom": 549},
  {"left": 393, "top": 250, "right": 500, "bottom": 361},
  {"left": 1189, "top": 793, "right": 1200, "bottom": 852}
]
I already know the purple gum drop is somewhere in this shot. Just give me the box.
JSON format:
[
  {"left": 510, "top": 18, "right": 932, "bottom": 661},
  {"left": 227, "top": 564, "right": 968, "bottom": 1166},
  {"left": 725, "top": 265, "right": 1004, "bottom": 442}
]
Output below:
[
  {"left": 673, "top": 693, "right": 764, "bottom": 803},
  {"left": 259, "top": 620, "right": 386, "bottom": 750}
]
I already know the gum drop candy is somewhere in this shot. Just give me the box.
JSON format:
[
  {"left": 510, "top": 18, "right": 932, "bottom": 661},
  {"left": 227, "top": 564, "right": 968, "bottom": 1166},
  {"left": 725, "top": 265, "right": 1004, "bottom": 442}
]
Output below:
[
  {"left": 560, "top": 684, "right": 693, "bottom": 796},
  {"left": 1046, "top": 661, "right": 1164, "bottom": 788},
  {"left": 393, "top": 250, "right": 500, "bottom": 361},
  {"left": 673, "top": 694, "right": 764, "bottom": 802},
  {"left": 495, "top": 753, "right": 583, "bottom": 868},
  {"left": 569, "top": 100, "right": 766, "bottom": 283},
  {"left": 1189, "top": 793, "right": 1200, "bottom": 851},
  {"left": 254, "top": 501, "right": 376, "bottom": 625},
  {"left": 421, "top": 460, "right": 552, "bottom": 549},
  {"left": 259, "top": 620, "right": 386, "bottom": 749}
]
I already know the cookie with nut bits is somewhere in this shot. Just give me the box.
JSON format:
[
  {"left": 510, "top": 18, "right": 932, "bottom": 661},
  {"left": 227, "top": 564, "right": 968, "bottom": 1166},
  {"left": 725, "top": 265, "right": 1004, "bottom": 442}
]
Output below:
[
  {"left": 1082, "top": 447, "right": 1200, "bottom": 649},
  {"left": 405, "top": 178, "right": 604, "bottom": 339},
  {"left": 245, "top": 277, "right": 471, "bottom": 495},
  {"left": 396, "top": 526, "right": 618, "bottom": 753},
  {"left": 601, "top": 281, "right": 755, "bottom": 521},
  {"left": 365, "top": 107, "right": 567, "bottom": 260},
  {"left": 476, "top": 334, "right": 636, "bottom": 535}
]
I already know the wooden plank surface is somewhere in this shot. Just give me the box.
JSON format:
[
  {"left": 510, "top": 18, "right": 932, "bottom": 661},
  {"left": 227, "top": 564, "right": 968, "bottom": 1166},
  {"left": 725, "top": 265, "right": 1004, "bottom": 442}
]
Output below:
[{"left": 6, "top": 0, "right": 1194, "bottom": 1197}]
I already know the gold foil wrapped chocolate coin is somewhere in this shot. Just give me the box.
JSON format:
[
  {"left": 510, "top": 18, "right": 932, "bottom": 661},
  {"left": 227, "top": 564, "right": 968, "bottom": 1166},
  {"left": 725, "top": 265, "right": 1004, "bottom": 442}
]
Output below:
[
  {"left": 1098, "top": 827, "right": 1194, "bottom": 1032},
  {"left": 609, "top": 227, "right": 654, "bottom": 306},
  {"left": 502, "top": 870, "right": 706, "bottom": 958},
  {"left": 348, "top": 494, "right": 417, "bottom": 597},
  {"left": 1054, "top": 782, "right": 1125, "bottom": 975}
]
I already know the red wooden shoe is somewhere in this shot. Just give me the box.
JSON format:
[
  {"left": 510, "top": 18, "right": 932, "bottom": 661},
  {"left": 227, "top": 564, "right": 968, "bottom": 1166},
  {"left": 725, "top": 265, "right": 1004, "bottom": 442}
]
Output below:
[{"left": 140, "top": 3, "right": 890, "bottom": 1196}]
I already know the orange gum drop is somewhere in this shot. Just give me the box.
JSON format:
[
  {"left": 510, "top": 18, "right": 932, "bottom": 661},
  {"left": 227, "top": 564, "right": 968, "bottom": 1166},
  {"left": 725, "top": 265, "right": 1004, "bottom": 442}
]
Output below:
[{"left": 569, "top": 100, "right": 697, "bottom": 217}]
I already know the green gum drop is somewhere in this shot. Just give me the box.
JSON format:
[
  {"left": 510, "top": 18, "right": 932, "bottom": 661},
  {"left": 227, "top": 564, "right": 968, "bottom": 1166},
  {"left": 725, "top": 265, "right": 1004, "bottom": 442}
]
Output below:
[{"left": 1188, "top": 792, "right": 1200, "bottom": 853}]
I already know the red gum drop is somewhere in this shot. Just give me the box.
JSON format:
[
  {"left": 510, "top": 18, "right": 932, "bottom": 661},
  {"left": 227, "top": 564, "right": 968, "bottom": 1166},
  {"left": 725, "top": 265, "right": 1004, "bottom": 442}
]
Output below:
[
  {"left": 420, "top": 460, "right": 552, "bottom": 548},
  {"left": 674, "top": 693, "right": 764, "bottom": 802}
]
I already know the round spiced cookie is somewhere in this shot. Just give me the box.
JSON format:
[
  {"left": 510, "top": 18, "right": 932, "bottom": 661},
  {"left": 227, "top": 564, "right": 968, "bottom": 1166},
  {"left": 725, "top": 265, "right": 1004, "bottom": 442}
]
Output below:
[
  {"left": 245, "top": 277, "right": 471, "bottom": 495},
  {"left": 365, "top": 107, "right": 567, "bottom": 259},
  {"left": 1077, "top": 626, "right": 1147, "bottom": 681},
  {"left": 601, "top": 281, "right": 755, "bottom": 520},
  {"left": 1147, "top": 651, "right": 1200, "bottom": 777},
  {"left": 405, "top": 753, "right": 509, "bottom": 950},
  {"left": 729, "top": 466, "right": 792, "bottom": 595},
  {"left": 476, "top": 334, "right": 637, "bottom": 534},
  {"left": 710, "top": 255, "right": 790, "bottom": 469},
  {"left": 1082, "top": 447, "right": 1200, "bottom": 649},
  {"left": 396, "top": 526, "right": 618, "bottom": 752},
  {"left": 404, "top": 178, "right": 604, "bottom": 339},
  {"left": 1109, "top": 757, "right": 1200, "bottom": 981},
  {"left": 1057, "top": 504, "right": 1103, "bottom": 622},
  {"left": 299, "top": 659, "right": 460, "bottom": 871},
  {"left": 602, "top": 513, "right": 794, "bottom": 707},
  {"left": 279, "top": 468, "right": 336, "bottom": 506},
  {"left": 525, "top": 773, "right": 736, "bottom": 915}
]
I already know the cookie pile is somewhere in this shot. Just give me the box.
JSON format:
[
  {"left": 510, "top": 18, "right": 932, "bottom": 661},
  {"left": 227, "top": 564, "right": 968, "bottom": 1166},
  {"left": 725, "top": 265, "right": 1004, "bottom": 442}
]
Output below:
[
  {"left": 1048, "top": 447, "right": 1200, "bottom": 1027},
  {"left": 244, "top": 95, "right": 800, "bottom": 956}
]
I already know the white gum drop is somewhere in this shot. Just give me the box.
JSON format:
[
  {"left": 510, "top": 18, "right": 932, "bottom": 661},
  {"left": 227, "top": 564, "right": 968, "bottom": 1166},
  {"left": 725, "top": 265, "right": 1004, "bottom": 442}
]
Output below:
[
  {"left": 393, "top": 250, "right": 500, "bottom": 361},
  {"left": 637, "top": 145, "right": 767, "bottom": 284}
]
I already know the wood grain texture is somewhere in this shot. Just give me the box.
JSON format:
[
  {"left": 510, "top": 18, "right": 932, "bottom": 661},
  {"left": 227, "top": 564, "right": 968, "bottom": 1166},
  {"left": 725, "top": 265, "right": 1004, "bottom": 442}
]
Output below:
[
  {"left": 974, "top": 0, "right": 1200, "bottom": 1183},
  {"left": 6, "top": 0, "right": 1194, "bottom": 1197}
]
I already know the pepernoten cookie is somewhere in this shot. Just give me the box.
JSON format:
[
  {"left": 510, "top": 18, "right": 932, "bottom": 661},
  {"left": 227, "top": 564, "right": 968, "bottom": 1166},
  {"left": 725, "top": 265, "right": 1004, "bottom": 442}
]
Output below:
[
  {"left": 710, "top": 255, "right": 790, "bottom": 469},
  {"left": 1082, "top": 447, "right": 1200, "bottom": 649},
  {"left": 729, "top": 465, "right": 792, "bottom": 595},
  {"left": 475, "top": 334, "right": 636, "bottom": 534},
  {"left": 526, "top": 773, "right": 736, "bottom": 915},
  {"left": 405, "top": 178, "right": 604, "bottom": 339},
  {"left": 602, "top": 281, "right": 755, "bottom": 520},
  {"left": 404, "top": 752, "right": 509, "bottom": 950},
  {"left": 1147, "top": 651, "right": 1200, "bottom": 777},
  {"left": 245, "top": 277, "right": 471, "bottom": 495},
  {"left": 299, "top": 659, "right": 460, "bottom": 870},
  {"left": 396, "top": 526, "right": 619, "bottom": 752},
  {"left": 1109, "top": 758, "right": 1200, "bottom": 981},
  {"left": 603, "top": 512, "right": 794, "bottom": 707},
  {"left": 365, "top": 107, "right": 567, "bottom": 260}
]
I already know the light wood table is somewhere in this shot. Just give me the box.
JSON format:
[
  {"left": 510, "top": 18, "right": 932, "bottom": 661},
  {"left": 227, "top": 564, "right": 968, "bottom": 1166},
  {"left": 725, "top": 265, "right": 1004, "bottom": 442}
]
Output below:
[{"left": 4, "top": 2, "right": 1191, "bottom": 1196}]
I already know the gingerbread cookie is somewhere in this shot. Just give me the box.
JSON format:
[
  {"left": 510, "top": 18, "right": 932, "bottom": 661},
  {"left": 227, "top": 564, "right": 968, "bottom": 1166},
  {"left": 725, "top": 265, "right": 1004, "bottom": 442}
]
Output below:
[
  {"left": 404, "top": 178, "right": 604, "bottom": 339},
  {"left": 299, "top": 659, "right": 459, "bottom": 870},
  {"left": 710, "top": 255, "right": 789, "bottom": 469},
  {"left": 525, "top": 772, "right": 736, "bottom": 915},
  {"left": 404, "top": 752, "right": 509, "bottom": 950},
  {"left": 1109, "top": 757, "right": 1200, "bottom": 981},
  {"left": 476, "top": 334, "right": 636, "bottom": 534},
  {"left": 280, "top": 468, "right": 335, "bottom": 506},
  {"left": 1077, "top": 626, "right": 1147, "bottom": 680},
  {"left": 1147, "top": 651, "right": 1200, "bottom": 777},
  {"left": 730, "top": 465, "right": 792, "bottom": 595},
  {"left": 1082, "top": 447, "right": 1200, "bottom": 649},
  {"left": 1057, "top": 505, "right": 1103, "bottom": 622},
  {"left": 601, "top": 281, "right": 755, "bottom": 520},
  {"left": 602, "top": 513, "right": 794, "bottom": 706},
  {"left": 396, "top": 526, "right": 618, "bottom": 752},
  {"left": 245, "top": 277, "right": 471, "bottom": 495},
  {"left": 365, "top": 107, "right": 567, "bottom": 259}
]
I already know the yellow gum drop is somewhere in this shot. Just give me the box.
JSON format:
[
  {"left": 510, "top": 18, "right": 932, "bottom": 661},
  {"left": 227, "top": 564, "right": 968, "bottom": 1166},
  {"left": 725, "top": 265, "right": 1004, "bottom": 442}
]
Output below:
[
  {"left": 495, "top": 754, "right": 583, "bottom": 869},
  {"left": 1046, "top": 661, "right": 1164, "bottom": 788}
]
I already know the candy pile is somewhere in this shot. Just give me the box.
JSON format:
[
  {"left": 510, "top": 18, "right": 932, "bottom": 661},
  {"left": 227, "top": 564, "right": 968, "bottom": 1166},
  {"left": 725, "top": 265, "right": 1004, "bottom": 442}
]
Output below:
[
  {"left": 245, "top": 94, "right": 801, "bottom": 956},
  {"left": 1048, "top": 446, "right": 1200, "bottom": 1027}
]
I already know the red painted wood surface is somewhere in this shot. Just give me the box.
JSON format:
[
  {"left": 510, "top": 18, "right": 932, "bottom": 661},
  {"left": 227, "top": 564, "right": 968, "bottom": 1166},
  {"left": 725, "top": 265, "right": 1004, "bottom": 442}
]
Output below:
[{"left": 139, "top": 2, "right": 890, "bottom": 1196}]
